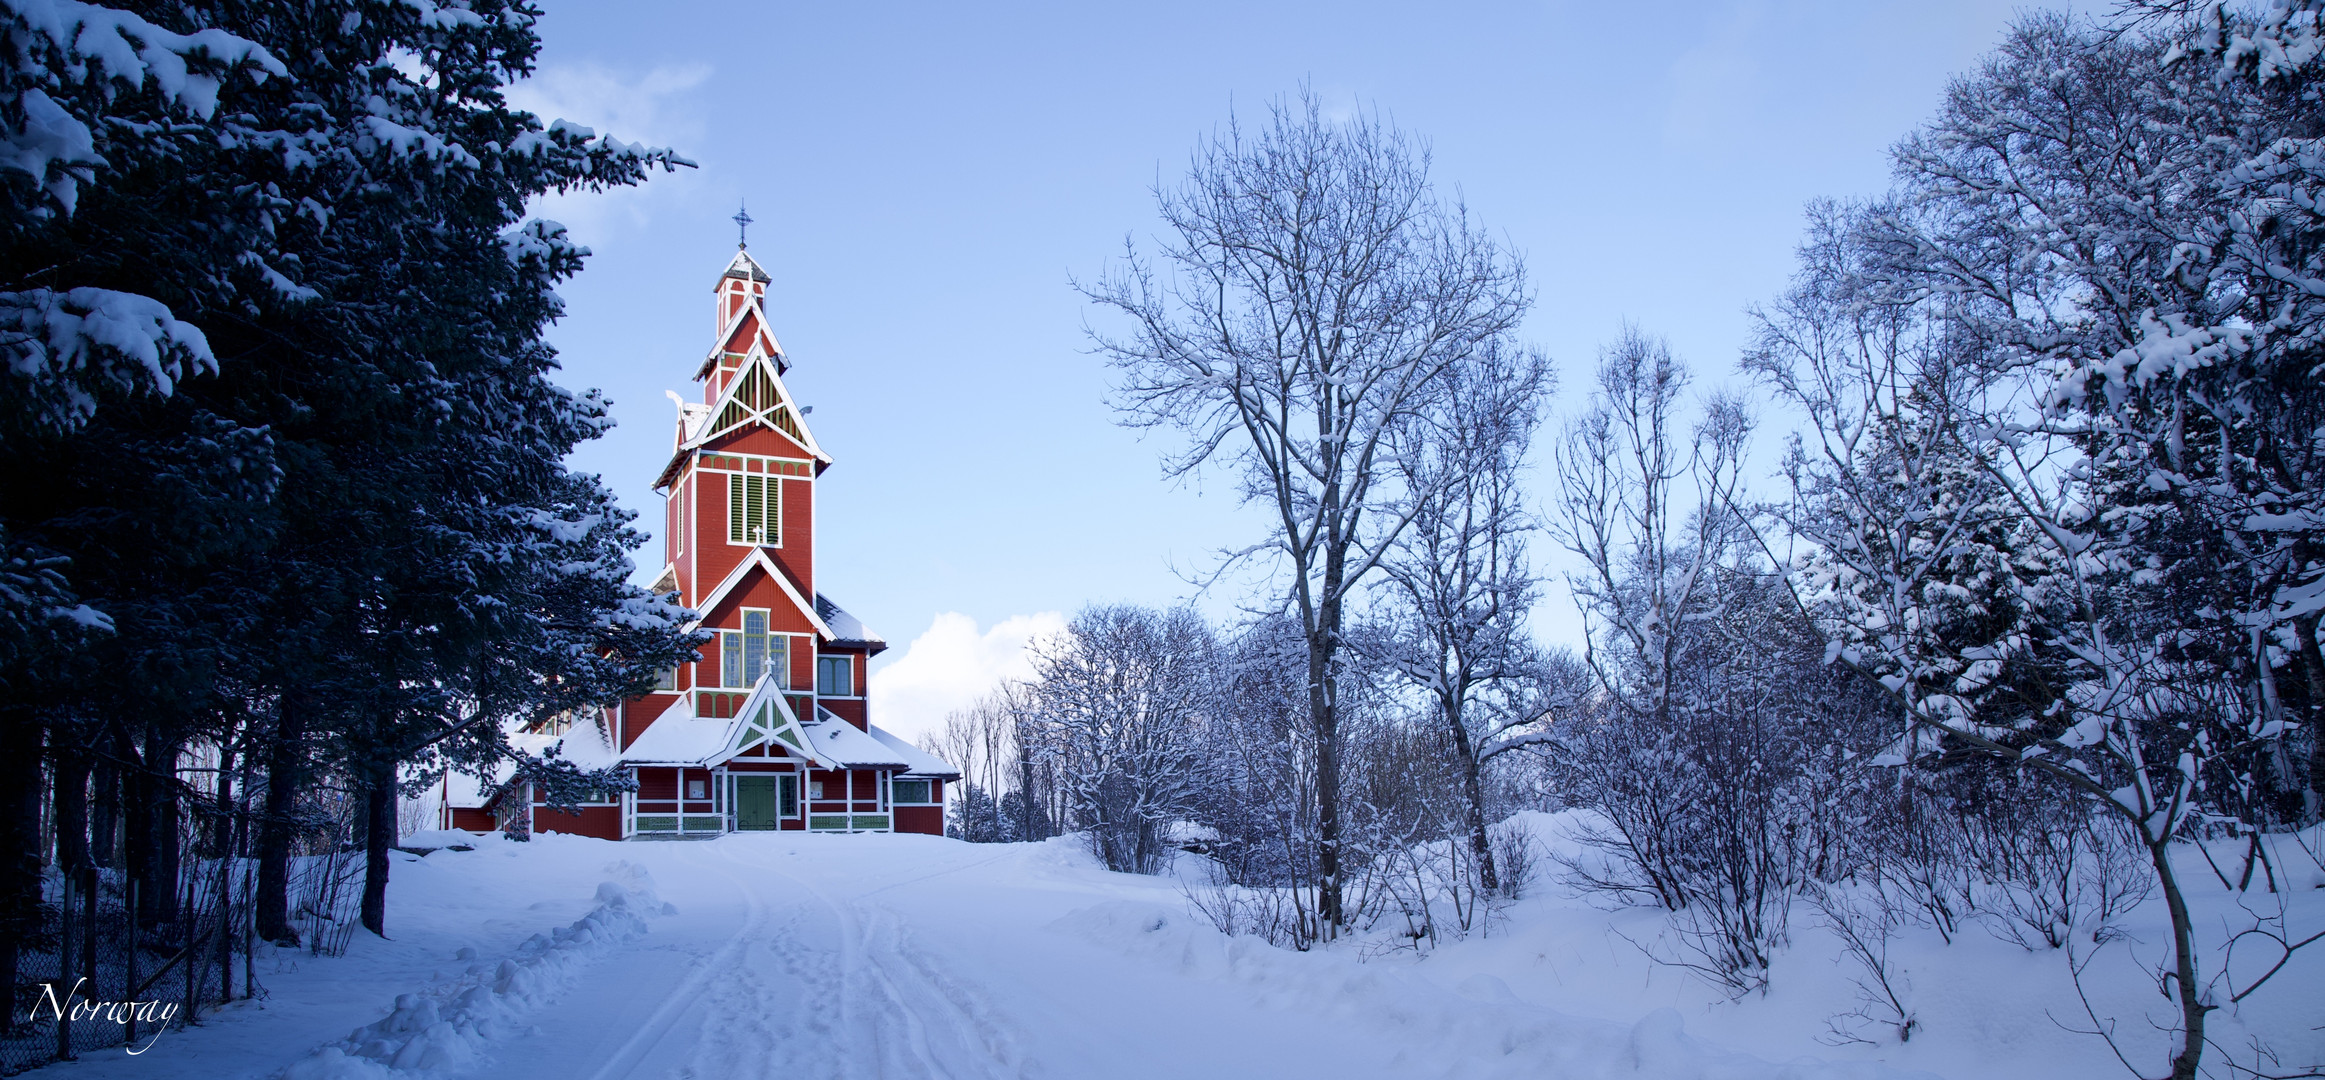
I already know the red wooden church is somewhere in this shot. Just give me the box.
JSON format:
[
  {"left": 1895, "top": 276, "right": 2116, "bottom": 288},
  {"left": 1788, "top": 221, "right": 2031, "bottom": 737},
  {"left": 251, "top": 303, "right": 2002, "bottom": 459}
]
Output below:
[{"left": 448, "top": 237, "right": 956, "bottom": 839}]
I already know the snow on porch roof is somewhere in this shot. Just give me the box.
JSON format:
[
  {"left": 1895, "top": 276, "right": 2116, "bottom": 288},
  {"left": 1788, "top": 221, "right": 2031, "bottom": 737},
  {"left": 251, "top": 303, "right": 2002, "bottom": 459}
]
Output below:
[
  {"left": 442, "top": 767, "right": 504, "bottom": 810},
  {"left": 868, "top": 724, "right": 961, "bottom": 781},
  {"left": 618, "top": 707, "right": 736, "bottom": 766},
  {"left": 803, "top": 713, "right": 911, "bottom": 769}
]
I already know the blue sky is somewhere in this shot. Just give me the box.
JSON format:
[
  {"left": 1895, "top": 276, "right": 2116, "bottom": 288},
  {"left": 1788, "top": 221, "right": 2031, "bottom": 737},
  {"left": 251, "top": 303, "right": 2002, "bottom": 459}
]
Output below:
[{"left": 520, "top": 0, "right": 2061, "bottom": 741}]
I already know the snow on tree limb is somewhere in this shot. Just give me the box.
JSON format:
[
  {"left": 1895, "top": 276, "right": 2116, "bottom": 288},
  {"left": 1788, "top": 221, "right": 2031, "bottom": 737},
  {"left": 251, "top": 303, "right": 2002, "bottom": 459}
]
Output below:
[
  {"left": 1, "top": 0, "right": 284, "bottom": 212},
  {"left": 0, "top": 285, "right": 212, "bottom": 434}
]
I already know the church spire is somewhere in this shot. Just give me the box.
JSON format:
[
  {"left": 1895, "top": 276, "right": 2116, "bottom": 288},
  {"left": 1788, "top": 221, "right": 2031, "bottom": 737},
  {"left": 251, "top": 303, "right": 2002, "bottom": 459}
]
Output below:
[{"left": 718, "top": 199, "right": 771, "bottom": 287}]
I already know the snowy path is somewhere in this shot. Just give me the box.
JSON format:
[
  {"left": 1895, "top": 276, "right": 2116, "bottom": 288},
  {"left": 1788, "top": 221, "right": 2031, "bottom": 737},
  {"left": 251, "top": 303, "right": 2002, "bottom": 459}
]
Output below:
[
  {"left": 62, "top": 829, "right": 2172, "bottom": 1080},
  {"left": 466, "top": 835, "right": 1914, "bottom": 1080}
]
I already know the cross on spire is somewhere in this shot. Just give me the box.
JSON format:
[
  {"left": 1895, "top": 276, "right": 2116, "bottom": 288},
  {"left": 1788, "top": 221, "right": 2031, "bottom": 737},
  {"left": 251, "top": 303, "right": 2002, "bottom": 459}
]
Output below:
[{"left": 734, "top": 202, "right": 754, "bottom": 250}]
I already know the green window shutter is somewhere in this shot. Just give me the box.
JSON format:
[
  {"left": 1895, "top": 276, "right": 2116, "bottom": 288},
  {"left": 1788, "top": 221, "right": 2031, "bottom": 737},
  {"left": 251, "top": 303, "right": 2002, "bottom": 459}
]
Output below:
[
  {"left": 728, "top": 473, "right": 745, "bottom": 543},
  {"left": 720, "top": 473, "right": 782, "bottom": 547}
]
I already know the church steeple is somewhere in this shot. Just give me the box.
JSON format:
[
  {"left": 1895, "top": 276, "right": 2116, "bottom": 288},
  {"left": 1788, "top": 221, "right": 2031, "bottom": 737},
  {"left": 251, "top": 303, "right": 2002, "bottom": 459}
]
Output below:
[{"left": 713, "top": 202, "right": 773, "bottom": 338}]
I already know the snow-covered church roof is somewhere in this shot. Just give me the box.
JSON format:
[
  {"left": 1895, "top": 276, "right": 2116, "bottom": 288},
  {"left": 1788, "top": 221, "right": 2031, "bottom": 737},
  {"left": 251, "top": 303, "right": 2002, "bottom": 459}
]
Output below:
[
  {"left": 605, "top": 674, "right": 941, "bottom": 777},
  {"left": 816, "top": 593, "right": 885, "bottom": 654},
  {"left": 868, "top": 725, "right": 960, "bottom": 781},
  {"left": 613, "top": 705, "right": 736, "bottom": 766},
  {"left": 722, "top": 248, "right": 771, "bottom": 284},
  {"left": 806, "top": 708, "right": 958, "bottom": 780},
  {"left": 805, "top": 708, "right": 910, "bottom": 768}
]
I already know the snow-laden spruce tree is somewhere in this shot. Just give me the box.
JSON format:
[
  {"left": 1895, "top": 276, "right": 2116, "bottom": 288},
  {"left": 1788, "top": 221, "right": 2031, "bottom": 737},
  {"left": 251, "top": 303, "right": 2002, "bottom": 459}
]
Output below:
[
  {"left": 0, "top": 0, "right": 699, "bottom": 970},
  {"left": 0, "top": 0, "right": 295, "bottom": 1015},
  {"left": 1747, "top": 8, "right": 2325, "bottom": 1073},
  {"left": 1083, "top": 90, "right": 1529, "bottom": 933}
]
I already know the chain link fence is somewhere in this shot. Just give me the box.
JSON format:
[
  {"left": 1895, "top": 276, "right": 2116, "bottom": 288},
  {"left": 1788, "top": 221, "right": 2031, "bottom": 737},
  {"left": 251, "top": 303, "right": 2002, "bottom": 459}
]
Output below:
[
  {"left": 2, "top": 788, "right": 365, "bottom": 1076},
  {"left": 2, "top": 857, "right": 254, "bottom": 1074}
]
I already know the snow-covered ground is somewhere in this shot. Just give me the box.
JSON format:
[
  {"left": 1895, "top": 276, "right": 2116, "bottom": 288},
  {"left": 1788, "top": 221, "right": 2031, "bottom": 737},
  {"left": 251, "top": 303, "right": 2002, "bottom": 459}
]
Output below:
[{"left": 45, "top": 815, "right": 2324, "bottom": 1080}]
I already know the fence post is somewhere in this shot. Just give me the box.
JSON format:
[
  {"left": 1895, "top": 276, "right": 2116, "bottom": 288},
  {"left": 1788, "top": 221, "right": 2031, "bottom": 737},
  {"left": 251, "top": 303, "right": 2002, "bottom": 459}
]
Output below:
[
  {"left": 217, "top": 857, "right": 232, "bottom": 1002},
  {"left": 183, "top": 894, "right": 197, "bottom": 1026},
  {"left": 78, "top": 867, "right": 96, "bottom": 1004},
  {"left": 242, "top": 859, "right": 255, "bottom": 1000},
  {"left": 55, "top": 871, "right": 75, "bottom": 1062},
  {"left": 125, "top": 877, "right": 138, "bottom": 1046}
]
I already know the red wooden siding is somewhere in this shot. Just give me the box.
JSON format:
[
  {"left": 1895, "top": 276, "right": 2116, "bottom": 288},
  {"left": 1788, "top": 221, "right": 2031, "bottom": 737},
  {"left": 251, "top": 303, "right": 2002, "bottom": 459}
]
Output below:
[
  {"left": 450, "top": 807, "right": 495, "bottom": 833},
  {"left": 820, "top": 698, "right": 866, "bottom": 730},
  {"left": 709, "top": 426, "right": 810, "bottom": 461},
  {"left": 694, "top": 471, "right": 746, "bottom": 589},
  {"left": 621, "top": 694, "right": 679, "bottom": 750},
  {"left": 700, "top": 576, "right": 819, "bottom": 635},
  {"left": 534, "top": 806, "right": 621, "bottom": 840},
  {"left": 775, "top": 475, "right": 811, "bottom": 591},
  {"left": 723, "top": 760, "right": 796, "bottom": 773},
  {"left": 895, "top": 807, "right": 942, "bottom": 835}
]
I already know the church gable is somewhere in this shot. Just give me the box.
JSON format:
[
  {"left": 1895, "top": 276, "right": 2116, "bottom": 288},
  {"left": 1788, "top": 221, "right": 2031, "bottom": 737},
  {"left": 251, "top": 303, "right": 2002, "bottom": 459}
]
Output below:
[
  {"left": 693, "top": 548, "right": 833, "bottom": 640},
  {"left": 721, "top": 688, "right": 829, "bottom": 766},
  {"left": 699, "top": 354, "right": 822, "bottom": 451}
]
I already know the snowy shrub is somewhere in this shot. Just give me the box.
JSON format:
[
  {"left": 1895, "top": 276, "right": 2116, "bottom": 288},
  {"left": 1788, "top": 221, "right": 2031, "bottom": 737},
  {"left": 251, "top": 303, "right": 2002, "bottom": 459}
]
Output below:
[
  {"left": 1487, "top": 820, "right": 1535, "bottom": 900},
  {"left": 1544, "top": 347, "right": 1904, "bottom": 994},
  {"left": 1806, "top": 878, "right": 1917, "bottom": 1047},
  {"left": 1950, "top": 774, "right": 2153, "bottom": 951},
  {"left": 1021, "top": 605, "right": 1214, "bottom": 875}
]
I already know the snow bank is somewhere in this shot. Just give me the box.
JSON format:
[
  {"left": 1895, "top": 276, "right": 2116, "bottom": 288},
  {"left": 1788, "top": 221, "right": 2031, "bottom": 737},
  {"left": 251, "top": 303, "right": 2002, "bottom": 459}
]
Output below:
[
  {"left": 280, "top": 862, "right": 673, "bottom": 1079},
  {"left": 1051, "top": 899, "right": 1922, "bottom": 1080},
  {"left": 396, "top": 829, "right": 485, "bottom": 852}
]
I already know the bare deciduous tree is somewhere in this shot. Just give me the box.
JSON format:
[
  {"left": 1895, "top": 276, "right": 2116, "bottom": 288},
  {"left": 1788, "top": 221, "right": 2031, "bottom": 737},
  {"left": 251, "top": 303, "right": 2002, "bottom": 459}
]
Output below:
[
  {"left": 1084, "top": 91, "right": 1529, "bottom": 930},
  {"left": 1366, "top": 339, "right": 1551, "bottom": 895}
]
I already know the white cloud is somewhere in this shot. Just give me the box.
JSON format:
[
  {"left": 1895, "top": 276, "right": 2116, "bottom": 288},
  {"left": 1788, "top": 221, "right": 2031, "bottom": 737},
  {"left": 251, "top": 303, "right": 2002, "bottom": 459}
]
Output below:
[
  {"left": 502, "top": 61, "right": 714, "bottom": 243},
  {"left": 505, "top": 60, "right": 712, "bottom": 150},
  {"left": 868, "top": 612, "right": 1066, "bottom": 747}
]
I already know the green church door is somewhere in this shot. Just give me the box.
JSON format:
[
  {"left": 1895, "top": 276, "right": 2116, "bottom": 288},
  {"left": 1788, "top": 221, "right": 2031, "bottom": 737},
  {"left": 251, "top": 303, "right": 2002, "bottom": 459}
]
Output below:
[{"left": 735, "top": 776, "right": 778, "bottom": 831}]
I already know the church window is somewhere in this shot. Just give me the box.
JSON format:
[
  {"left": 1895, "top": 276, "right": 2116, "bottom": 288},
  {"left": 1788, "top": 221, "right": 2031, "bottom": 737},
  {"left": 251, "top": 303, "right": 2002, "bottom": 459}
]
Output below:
[
  {"left": 718, "top": 611, "right": 784, "bottom": 689},
  {"left": 817, "top": 655, "right": 853, "bottom": 697},
  {"left": 744, "top": 610, "right": 769, "bottom": 684},
  {"left": 728, "top": 473, "right": 778, "bottom": 545}
]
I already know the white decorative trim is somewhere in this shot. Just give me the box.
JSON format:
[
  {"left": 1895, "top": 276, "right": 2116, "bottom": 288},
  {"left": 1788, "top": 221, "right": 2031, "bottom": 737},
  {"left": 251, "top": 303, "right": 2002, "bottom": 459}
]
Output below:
[
  {"left": 685, "top": 349, "right": 831, "bottom": 462},
  {"left": 689, "top": 548, "right": 836, "bottom": 640}
]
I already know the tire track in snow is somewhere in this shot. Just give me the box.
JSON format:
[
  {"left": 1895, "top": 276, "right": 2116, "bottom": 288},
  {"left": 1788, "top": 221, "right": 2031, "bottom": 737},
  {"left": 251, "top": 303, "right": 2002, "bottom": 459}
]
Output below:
[
  {"left": 718, "top": 842, "right": 1028, "bottom": 1080},
  {"left": 579, "top": 844, "right": 768, "bottom": 1080}
]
